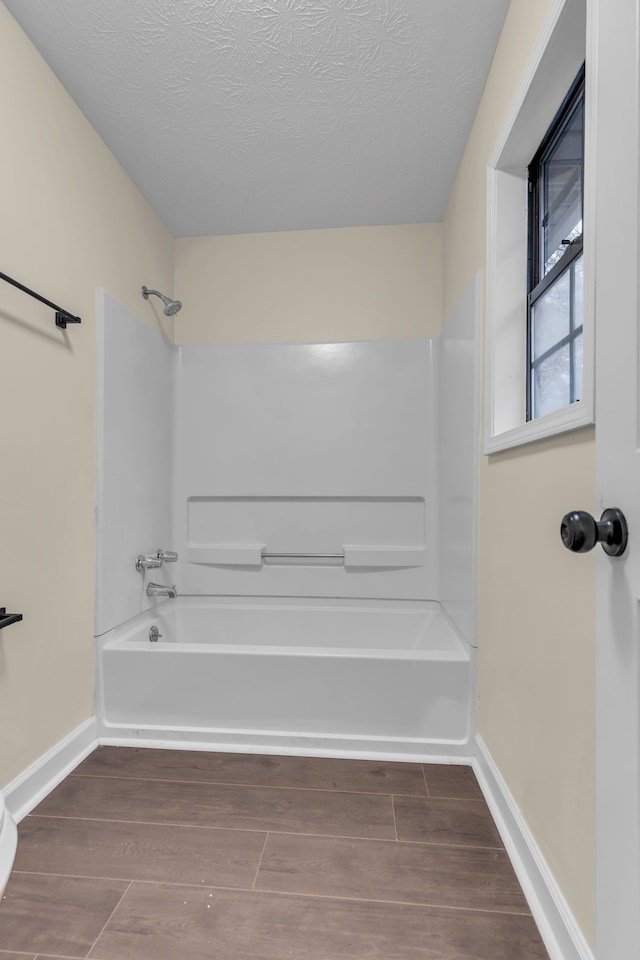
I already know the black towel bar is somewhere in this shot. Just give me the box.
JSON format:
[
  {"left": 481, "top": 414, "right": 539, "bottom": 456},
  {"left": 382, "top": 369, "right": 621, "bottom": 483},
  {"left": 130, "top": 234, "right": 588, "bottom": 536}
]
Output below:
[
  {"left": 0, "top": 270, "right": 81, "bottom": 329},
  {"left": 0, "top": 607, "right": 23, "bottom": 631}
]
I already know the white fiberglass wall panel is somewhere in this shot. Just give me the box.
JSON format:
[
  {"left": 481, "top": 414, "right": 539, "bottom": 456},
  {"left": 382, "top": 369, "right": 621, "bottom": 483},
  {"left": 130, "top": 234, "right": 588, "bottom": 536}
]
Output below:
[
  {"left": 174, "top": 339, "right": 436, "bottom": 599},
  {"left": 96, "top": 291, "right": 176, "bottom": 635},
  {"left": 437, "top": 274, "right": 480, "bottom": 646}
]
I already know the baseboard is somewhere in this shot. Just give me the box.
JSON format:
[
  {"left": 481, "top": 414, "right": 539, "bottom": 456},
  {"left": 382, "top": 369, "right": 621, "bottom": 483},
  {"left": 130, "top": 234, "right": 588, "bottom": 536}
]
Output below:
[
  {"left": 473, "top": 735, "right": 595, "bottom": 960},
  {"left": 4, "top": 717, "right": 98, "bottom": 823},
  {"left": 0, "top": 794, "right": 17, "bottom": 895}
]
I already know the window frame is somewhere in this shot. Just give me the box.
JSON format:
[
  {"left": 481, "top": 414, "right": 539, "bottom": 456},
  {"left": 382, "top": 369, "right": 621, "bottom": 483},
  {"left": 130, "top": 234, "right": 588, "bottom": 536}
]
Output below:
[
  {"left": 483, "top": 0, "right": 594, "bottom": 455},
  {"left": 526, "top": 65, "right": 585, "bottom": 422}
]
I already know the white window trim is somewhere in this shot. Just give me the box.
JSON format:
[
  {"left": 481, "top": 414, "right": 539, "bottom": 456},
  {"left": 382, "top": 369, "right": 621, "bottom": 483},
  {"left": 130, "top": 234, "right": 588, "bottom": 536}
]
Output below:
[{"left": 484, "top": 0, "right": 595, "bottom": 455}]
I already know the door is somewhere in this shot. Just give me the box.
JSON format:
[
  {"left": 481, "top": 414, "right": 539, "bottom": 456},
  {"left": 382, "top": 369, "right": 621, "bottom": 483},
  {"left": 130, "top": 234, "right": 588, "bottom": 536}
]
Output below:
[{"left": 592, "top": 0, "right": 640, "bottom": 955}]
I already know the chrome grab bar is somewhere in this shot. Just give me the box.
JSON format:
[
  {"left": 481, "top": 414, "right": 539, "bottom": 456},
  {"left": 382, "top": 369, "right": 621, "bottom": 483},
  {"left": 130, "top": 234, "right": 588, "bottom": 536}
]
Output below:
[{"left": 261, "top": 551, "right": 344, "bottom": 560}]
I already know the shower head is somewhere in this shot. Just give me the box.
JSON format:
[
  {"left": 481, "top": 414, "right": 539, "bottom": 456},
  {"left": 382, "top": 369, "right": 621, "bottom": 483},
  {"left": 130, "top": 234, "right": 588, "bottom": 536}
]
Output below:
[{"left": 141, "top": 286, "right": 182, "bottom": 317}]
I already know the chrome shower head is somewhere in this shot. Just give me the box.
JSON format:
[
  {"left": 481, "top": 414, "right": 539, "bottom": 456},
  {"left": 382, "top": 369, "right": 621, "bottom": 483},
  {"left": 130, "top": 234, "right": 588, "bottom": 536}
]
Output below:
[{"left": 141, "top": 286, "right": 182, "bottom": 317}]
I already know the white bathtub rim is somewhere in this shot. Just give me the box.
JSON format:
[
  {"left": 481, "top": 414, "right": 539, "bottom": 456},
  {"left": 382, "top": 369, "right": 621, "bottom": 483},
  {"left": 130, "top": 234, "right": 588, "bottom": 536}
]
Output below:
[
  {"left": 102, "top": 638, "right": 469, "bottom": 661},
  {"left": 125, "top": 594, "right": 450, "bottom": 610},
  {"left": 98, "top": 595, "right": 471, "bottom": 661},
  {"left": 97, "top": 595, "right": 467, "bottom": 635}
]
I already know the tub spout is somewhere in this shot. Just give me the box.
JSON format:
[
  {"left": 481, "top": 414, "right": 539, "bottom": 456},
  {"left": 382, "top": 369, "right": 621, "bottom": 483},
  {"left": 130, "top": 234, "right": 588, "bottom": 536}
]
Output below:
[{"left": 147, "top": 582, "right": 177, "bottom": 599}]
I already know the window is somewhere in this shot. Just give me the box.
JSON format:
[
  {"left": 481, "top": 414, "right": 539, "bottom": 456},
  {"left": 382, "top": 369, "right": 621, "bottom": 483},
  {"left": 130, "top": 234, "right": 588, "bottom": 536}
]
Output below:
[
  {"left": 527, "top": 66, "right": 585, "bottom": 421},
  {"left": 484, "top": 0, "right": 593, "bottom": 454}
]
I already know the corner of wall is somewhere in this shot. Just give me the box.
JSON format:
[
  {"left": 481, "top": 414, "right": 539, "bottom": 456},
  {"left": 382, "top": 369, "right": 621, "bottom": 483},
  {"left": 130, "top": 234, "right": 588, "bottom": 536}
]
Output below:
[
  {"left": 442, "top": 0, "right": 595, "bottom": 949},
  {"left": 174, "top": 223, "right": 443, "bottom": 344}
]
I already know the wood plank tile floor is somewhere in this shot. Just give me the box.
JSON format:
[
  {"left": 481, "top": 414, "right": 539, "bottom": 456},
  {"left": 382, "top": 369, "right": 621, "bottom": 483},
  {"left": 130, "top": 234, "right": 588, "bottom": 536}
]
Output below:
[{"left": 0, "top": 747, "right": 550, "bottom": 959}]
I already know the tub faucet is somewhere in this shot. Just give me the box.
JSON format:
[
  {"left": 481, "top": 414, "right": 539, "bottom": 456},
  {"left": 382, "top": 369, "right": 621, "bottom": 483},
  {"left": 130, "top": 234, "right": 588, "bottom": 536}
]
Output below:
[
  {"left": 135, "top": 554, "right": 162, "bottom": 572},
  {"left": 156, "top": 549, "right": 178, "bottom": 563},
  {"left": 147, "top": 582, "right": 177, "bottom": 599}
]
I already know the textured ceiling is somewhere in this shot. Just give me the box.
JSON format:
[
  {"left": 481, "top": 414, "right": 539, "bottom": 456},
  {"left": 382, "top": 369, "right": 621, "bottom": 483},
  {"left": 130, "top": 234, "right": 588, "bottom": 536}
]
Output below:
[{"left": 4, "top": 0, "right": 510, "bottom": 236}]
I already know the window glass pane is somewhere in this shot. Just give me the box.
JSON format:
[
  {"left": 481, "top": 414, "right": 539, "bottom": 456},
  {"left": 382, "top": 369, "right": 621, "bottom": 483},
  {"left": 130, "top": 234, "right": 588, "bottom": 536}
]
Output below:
[
  {"left": 532, "top": 343, "right": 571, "bottom": 418},
  {"left": 532, "top": 270, "right": 570, "bottom": 360},
  {"left": 572, "top": 331, "right": 583, "bottom": 403},
  {"left": 541, "top": 95, "right": 584, "bottom": 274},
  {"left": 572, "top": 253, "right": 583, "bottom": 330}
]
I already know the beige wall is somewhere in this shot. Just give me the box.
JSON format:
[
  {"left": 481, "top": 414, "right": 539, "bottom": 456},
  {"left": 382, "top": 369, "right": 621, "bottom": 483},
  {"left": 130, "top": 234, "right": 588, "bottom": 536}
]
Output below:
[
  {"left": 0, "top": 3, "right": 174, "bottom": 788},
  {"left": 444, "top": 0, "right": 595, "bottom": 945},
  {"left": 175, "top": 224, "right": 442, "bottom": 344}
]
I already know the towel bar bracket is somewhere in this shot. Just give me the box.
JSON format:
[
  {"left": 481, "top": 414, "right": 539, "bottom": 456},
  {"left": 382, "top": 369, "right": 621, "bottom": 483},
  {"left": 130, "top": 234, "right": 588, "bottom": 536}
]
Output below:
[
  {"left": 0, "top": 607, "right": 23, "bottom": 631},
  {"left": 55, "top": 311, "right": 82, "bottom": 329}
]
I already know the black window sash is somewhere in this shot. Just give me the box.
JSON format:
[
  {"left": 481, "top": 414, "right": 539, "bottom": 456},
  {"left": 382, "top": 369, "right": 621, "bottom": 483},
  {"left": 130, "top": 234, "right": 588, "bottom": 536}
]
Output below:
[{"left": 526, "top": 64, "right": 585, "bottom": 421}]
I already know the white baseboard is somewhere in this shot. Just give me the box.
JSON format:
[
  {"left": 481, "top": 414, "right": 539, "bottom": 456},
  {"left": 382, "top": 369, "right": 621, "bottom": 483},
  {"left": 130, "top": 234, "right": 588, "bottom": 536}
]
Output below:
[
  {"left": 473, "top": 735, "right": 594, "bottom": 960},
  {"left": 0, "top": 794, "right": 17, "bottom": 895},
  {"left": 4, "top": 717, "right": 98, "bottom": 823}
]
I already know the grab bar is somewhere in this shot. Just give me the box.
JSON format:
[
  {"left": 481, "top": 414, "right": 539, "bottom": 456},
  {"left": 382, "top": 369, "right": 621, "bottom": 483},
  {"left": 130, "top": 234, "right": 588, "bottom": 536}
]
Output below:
[
  {"left": 0, "top": 608, "right": 23, "bottom": 631},
  {"left": 261, "top": 551, "right": 344, "bottom": 560}
]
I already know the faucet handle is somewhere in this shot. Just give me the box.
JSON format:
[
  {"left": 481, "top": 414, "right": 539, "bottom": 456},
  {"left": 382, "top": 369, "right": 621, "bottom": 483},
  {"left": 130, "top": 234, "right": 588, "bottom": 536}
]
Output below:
[
  {"left": 156, "top": 549, "right": 178, "bottom": 563},
  {"left": 135, "top": 554, "right": 163, "bottom": 572}
]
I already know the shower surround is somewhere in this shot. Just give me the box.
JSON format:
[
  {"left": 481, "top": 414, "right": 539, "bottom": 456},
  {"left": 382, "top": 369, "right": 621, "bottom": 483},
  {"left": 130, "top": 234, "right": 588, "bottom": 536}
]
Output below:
[{"left": 95, "top": 283, "right": 479, "bottom": 759}]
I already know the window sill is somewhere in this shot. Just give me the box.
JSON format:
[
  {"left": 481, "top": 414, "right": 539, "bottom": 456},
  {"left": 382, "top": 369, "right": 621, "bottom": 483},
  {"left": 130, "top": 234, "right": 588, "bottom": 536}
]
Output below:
[{"left": 484, "top": 401, "right": 594, "bottom": 454}]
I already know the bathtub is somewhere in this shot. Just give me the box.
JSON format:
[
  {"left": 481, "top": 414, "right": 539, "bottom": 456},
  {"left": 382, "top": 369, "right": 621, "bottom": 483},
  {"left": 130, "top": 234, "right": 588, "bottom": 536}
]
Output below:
[{"left": 96, "top": 597, "right": 472, "bottom": 760}]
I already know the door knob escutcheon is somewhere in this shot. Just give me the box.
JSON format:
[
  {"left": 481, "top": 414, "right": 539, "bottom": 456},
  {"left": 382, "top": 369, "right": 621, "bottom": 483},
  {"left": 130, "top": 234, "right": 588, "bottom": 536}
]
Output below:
[{"left": 560, "top": 508, "right": 628, "bottom": 557}]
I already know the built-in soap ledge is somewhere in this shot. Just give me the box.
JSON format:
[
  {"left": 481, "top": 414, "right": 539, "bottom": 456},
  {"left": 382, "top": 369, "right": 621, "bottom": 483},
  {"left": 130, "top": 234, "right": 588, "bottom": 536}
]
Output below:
[{"left": 186, "top": 544, "right": 425, "bottom": 568}]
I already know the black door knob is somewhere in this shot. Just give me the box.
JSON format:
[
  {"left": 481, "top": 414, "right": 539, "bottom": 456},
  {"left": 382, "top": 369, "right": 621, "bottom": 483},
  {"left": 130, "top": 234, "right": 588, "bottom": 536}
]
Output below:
[{"left": 560, "top": 508, "right": 628, "bottom": 557}]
